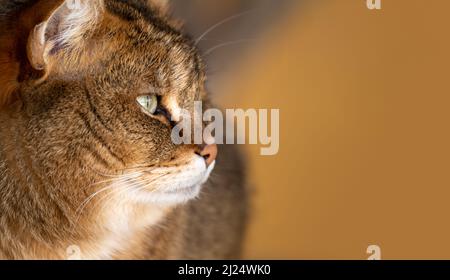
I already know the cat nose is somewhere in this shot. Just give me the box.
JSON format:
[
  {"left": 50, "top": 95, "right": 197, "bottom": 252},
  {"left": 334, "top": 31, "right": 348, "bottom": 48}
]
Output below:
[{"left": 199, "top": 144, "right": 218, "bottom": 166}]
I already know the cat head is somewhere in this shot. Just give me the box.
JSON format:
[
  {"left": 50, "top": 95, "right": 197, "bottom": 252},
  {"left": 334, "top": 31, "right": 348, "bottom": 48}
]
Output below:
[{"left": 0, "top": 0, "right": 217, "bottom": 206}]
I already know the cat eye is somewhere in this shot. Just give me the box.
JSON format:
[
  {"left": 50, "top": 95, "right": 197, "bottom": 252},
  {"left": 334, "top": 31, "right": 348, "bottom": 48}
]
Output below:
[{"left": 137, "top": 95, "right": 158, "bottom": 115}]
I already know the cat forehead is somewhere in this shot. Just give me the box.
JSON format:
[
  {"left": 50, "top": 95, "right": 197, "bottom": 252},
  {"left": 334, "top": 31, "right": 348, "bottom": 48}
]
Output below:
[
  {"left": 101, "top": 1, "right": 204, "bottom": 88},
  {"left": 104, "top": 0, "right": 182, "bottom": 37},
  {"left": 135, "top": 45, "right": 203, "bottom": 98},
  {"left": 75, "top": 1, "right": 203, "bottom": 103}
]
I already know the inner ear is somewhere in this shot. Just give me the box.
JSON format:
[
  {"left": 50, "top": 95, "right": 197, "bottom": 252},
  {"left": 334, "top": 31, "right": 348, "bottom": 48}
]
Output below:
[
  {"left": 27, "top": 3, "right": 72, "bottom": 70},
  {"left": 27, "top": 0, "right": 103, "bottom": 71}
]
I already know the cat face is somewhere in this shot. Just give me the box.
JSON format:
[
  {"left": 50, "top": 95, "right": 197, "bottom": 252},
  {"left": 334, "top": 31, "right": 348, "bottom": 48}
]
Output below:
[{"left": 1, "top": 0, "right": 217, "bottom": 206}]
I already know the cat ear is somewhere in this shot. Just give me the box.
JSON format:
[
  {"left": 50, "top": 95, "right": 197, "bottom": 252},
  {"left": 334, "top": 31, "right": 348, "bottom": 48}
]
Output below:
[
  {"left": 0, "top": 0, "right": 62, "bottom": 107},
  {"left": 0, "top": 0, "right": 103, "bottom": 108},
  {"left": 27, "top": 0, "right": 104, "bottom": 70}
]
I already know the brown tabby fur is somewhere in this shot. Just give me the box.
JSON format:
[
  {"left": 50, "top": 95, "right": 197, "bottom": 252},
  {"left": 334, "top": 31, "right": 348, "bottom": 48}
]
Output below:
[{"left": 0, "top": 0, "right": 248, "bottom": 259}]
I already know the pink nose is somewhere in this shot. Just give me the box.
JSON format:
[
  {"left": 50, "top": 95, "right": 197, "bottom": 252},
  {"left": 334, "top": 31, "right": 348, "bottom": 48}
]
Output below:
[{"left": 200, "top": 144, "right": 218, "bottom": 166}]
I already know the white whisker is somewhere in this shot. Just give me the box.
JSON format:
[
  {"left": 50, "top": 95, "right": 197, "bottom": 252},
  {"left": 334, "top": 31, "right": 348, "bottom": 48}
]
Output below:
[
  {"left": 96, "top": 173, "right": 169, "bottom": 214},
  {"left": 72, "top": 175, "right": 143, "bottom": 229},
  {"left": 195, "top": 10, "right": 255, "bottom": 45},
  {"left": 203, "top": 39, "right": 256, "bottom": 56}
]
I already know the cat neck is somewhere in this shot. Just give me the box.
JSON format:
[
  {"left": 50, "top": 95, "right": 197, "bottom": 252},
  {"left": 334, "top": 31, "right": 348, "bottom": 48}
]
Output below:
[{"left": 75, "top": 200, "right": 173, "bottom": 260}]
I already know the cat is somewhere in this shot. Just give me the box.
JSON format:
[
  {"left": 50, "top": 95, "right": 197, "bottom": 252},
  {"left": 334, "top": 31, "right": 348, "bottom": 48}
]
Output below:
[{"left": 0, "top": 0, "right": 248, "bottom": 259}]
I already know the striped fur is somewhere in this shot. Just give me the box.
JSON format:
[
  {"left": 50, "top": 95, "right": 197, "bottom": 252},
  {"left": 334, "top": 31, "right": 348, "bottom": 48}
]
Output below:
[{"left": 0, "top": 0, "right": 247, "bottom": 259}]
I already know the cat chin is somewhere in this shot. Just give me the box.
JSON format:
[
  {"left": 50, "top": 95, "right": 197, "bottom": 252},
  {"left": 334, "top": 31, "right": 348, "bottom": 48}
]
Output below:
[{"left": 127, "top": 157, "right": 216, "bottom": 206}]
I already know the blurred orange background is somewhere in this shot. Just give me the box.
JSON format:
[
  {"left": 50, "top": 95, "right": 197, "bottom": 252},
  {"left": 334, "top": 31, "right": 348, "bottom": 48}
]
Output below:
[{"left": 213, "top": 0, "right": 450, "bottom": 259}]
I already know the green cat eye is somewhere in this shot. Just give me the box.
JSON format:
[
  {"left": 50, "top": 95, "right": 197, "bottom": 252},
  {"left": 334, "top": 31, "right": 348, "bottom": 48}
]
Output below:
[{"left": 137, "top": 95, "right": 158, "bottom": 115}]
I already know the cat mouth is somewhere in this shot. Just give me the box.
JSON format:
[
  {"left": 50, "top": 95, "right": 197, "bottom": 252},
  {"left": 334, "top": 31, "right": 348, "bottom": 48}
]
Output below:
[
  {"left": 130, "top": 158, "right": 216, "bottom": 205},
  {"left": 159, "top": 161, "right": 215, "bottom": 195}
]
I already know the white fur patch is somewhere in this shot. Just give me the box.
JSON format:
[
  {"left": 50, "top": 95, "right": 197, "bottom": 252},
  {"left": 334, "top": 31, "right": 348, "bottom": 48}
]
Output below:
[
  {"left": 75, "top": 206, "right": 166, "bottom": 260},
  {"left": 129, "top": 155, "right": 214, "bottom": 205},
  {"left": 166, "top": 95, "right": 182, "bottom": 122}
]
